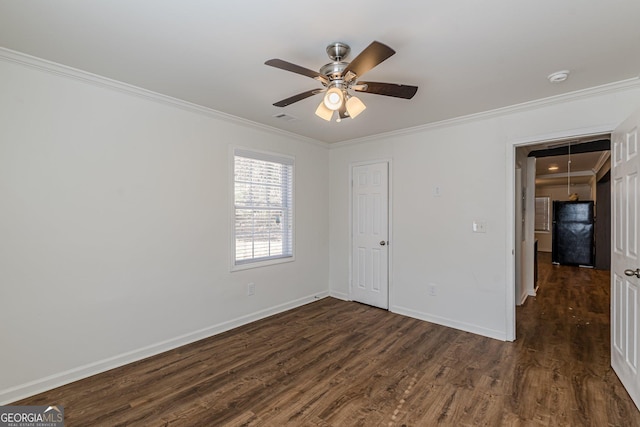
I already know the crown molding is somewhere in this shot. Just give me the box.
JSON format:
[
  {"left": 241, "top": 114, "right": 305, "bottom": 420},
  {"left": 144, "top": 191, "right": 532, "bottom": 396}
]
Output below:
[
  {"left": 594, "top": 150, "right": 611, "bottom": 173},
  {"left": 0, "top": 47, "right": 329, "bottom": 150},
  {"left": 3, "top": 46, "right": 637, "bottom": 152},
  {"left": 330, "top": 77, "right": 640, "bottom": 149},
  {"left": 537, "top": 170, "right": 594, "bottom": 180}
]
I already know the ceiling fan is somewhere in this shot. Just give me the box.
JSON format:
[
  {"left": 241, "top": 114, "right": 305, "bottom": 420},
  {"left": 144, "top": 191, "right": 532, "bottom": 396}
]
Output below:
[{"left": 265, "top": 41, "right": 418, "bottom": 122}]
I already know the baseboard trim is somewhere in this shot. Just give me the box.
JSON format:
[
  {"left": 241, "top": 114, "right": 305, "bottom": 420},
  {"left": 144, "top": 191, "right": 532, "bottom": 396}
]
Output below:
[
  {"left": 0, "top": 292, "right": 329, "bottom": 405},
  {"left": 391, "top": 305, "right": 507, "bottom": 341},
  {"left": 519, "top": 291, "right": 529, "bottom": 306},
  {"left": 329, "top": 290, "right": 349, "bottom": 301}
]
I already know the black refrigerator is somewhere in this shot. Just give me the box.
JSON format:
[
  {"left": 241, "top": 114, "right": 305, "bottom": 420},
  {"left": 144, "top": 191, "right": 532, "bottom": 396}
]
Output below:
[{"left": 552, "top": 201, "right": 594, "bottom": 267}]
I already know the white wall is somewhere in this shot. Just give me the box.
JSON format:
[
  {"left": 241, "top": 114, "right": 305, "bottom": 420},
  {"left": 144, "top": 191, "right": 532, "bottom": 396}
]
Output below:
[
  {"left": 0, "top": 56, "right": 330, "bottom": 403},
  {"left": 329, "top": 82, "right": 640, "bottom": 341}
]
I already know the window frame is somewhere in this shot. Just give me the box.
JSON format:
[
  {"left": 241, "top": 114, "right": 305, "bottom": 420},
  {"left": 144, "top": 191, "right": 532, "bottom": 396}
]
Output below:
[
  {"left": 230, "top": 147, "right": 295, "bottom": 271},
  {"left": 534, "top": 195, "right": 551, "bottom": 232}
]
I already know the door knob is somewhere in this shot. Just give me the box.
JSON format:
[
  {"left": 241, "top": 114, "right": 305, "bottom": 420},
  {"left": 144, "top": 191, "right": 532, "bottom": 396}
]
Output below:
[
  {"left": 624, "top": 268, "right": 640, "bottom": 279},
  {"left": 380, "top": 241, "right": 386, "bottom": 246}
]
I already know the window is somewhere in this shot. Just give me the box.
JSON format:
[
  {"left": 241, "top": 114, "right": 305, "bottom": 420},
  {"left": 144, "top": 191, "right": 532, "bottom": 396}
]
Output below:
[
  {"left": 233, "top": 148, "right": 294, "bottom": 268},
  {"left": 535, "top": 196, "right": 550, "bottom": 232}
]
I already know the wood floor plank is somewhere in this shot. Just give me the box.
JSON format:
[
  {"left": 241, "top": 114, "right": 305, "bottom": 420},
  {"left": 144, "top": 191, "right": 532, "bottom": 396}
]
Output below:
[{"left": 12, "top": 254, "right": 640, "bottom": 425}]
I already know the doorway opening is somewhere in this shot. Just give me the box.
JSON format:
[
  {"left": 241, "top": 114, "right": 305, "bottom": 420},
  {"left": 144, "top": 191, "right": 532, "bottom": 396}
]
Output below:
[
  {"left": 509, "top": 112, "right": 640, "bottom": 410},
  {"left": 513, "top": 133, "right": 611, "bottom": 330}
]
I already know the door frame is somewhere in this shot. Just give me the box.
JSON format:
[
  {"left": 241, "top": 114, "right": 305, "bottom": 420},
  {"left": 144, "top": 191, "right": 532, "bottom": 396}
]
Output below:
[
  {"left": 514, "top": 167, "right": 523, "bottom": 304},
  {"left": 349, "top": 159, "right": 393, "bottom": 309},
  {"left": 505, "top": 124, "right": 615, "bottom": 341}
]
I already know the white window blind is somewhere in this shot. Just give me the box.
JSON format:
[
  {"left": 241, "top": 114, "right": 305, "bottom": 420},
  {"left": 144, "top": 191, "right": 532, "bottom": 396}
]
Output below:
[
  {"left": 535, "top": 196, "right": 550, "bottom": 232},
  {"left": 233, "top": 149, "right": 294, "bottom": 265}
]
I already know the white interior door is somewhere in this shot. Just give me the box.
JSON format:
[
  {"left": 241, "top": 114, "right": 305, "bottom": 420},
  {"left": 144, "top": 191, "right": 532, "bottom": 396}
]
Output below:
[
  {"left": 351, "top": 162, "right": 389, "bottom": 309},
  {"left": 611, "top": 110, "right": 640, "bottom": 410}
]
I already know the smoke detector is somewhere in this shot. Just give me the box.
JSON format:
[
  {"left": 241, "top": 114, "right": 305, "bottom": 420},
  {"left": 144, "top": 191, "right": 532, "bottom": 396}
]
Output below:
[{"left": 548, "top": 70, "right": 570, "bottom": 83}]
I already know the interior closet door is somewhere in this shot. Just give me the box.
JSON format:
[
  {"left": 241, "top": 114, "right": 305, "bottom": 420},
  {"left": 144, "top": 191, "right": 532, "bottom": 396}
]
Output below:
[{"left": 350, "top": 162, "right": 389, "bottom": 309}]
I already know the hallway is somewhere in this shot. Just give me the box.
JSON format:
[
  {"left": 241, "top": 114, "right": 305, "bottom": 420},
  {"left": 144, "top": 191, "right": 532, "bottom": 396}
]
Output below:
[{"left": 515, "top": 252, "right": 638, "bottom": 425}]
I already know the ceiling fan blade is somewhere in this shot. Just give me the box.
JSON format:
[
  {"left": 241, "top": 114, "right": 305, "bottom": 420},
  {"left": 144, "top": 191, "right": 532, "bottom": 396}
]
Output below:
[
  {"left": 353, "top": 81, "right": 418, "bottom": 99},
  {"left": 265, "top": 59, "right": 328, "bottom": 85},
  {"left": 342, "top": 41, "right": 395, "bottom": 79},
  {"left": 273, "top": 89, "right": 324, "bottom": 107}
]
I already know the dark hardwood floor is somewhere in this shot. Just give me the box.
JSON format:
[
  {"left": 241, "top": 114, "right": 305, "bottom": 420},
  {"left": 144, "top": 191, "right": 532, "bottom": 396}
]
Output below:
[{"left": 14, "top": 253, "right": 640, "bottom": 425}]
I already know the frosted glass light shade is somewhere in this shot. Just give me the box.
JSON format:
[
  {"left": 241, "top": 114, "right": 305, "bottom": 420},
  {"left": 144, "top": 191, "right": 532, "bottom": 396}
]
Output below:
[
  {"left": 346, "top": 95, "right": 366, "bottom": 118},
  {"left": 315, "top": 101, "right": 333, "bottom": 121},
  {"left": 323, "top": 87, "right": 344, "bottom": 111}
]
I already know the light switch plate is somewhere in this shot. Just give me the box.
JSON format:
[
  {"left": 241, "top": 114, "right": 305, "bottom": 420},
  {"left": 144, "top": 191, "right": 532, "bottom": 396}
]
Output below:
[{"left": 472, "top": 221, "right": 487, "bottom": 233}]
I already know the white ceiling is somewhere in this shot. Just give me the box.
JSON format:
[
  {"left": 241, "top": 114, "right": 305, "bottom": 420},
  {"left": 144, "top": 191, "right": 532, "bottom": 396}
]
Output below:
[
  {"left": 1, "top": 1, "right": 639, "bottom": 144},
  {"left": 535, "top": 151, "right": 609, "bottom": 186}
]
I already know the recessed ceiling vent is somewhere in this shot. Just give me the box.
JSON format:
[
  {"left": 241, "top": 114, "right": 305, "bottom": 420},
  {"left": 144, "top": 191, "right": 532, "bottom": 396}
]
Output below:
[{"left": 273, "top": 113, "right": 298, "bottom": 122}]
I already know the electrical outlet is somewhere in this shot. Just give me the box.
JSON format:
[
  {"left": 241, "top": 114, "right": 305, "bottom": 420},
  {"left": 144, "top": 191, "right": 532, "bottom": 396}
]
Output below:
[{"left": 247, "top": 282, "right": 255, "bottom": 296}]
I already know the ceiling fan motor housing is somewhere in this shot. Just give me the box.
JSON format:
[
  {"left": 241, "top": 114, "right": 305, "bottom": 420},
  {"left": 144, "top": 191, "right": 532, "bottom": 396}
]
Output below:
[
  {"left": 321, "top": 43, "right": 352, "bottom": 86},
  {"left": 319, "top": 62, "right": 348, "bottom": 82},
  {"left": 326, "top": 42, "right": 350, "bottom": 62}
]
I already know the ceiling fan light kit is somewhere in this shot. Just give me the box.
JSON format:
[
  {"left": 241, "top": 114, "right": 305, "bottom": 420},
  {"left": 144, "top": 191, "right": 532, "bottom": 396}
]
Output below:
[
  {"left": 323, "top": 86, "right": 344, "bottom": 110},
  {"left": 265, "top": 41, "right": 418, "bottom": 122},
  {"left": 315, "top": 102, "right": 334, "bottom": 121},
  {"left": 345, "top": 95, "right": 366, "bottom": 118},
  {"left": 315, "top": 92, "right": 366, "bottom": 122}
]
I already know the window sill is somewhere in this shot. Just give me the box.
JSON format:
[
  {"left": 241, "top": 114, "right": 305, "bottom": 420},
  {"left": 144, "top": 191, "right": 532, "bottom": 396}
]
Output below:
[{"left": 231, "top": 256, "right": 295, "bottom": 272}]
